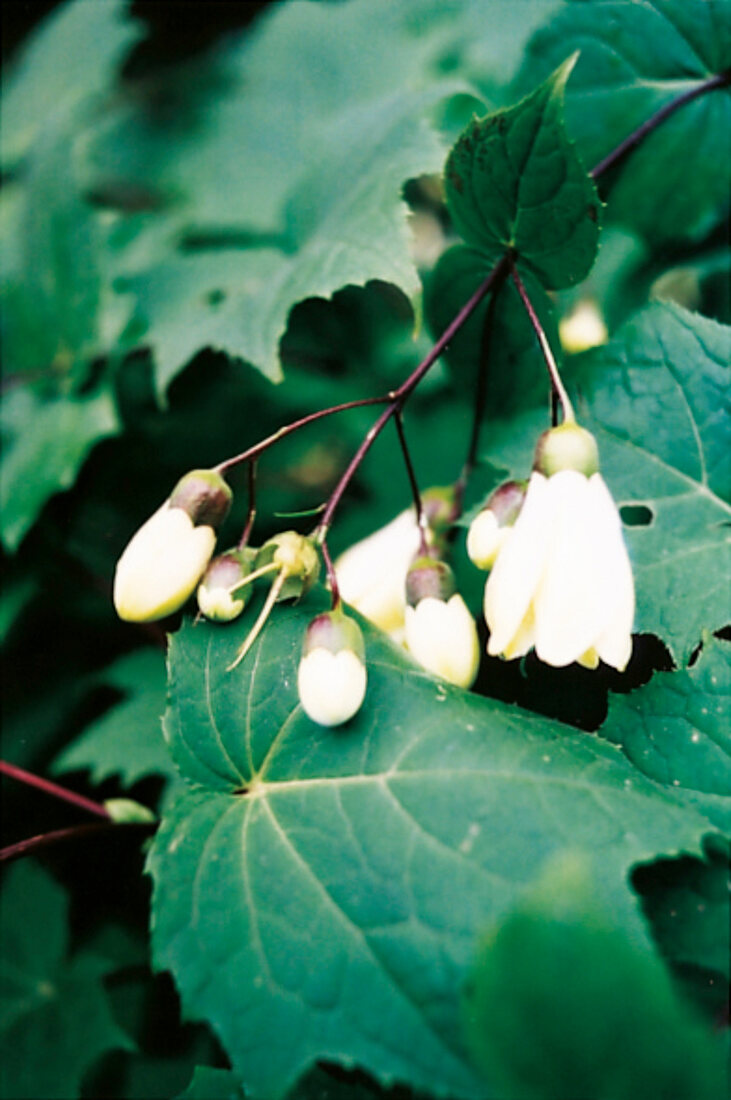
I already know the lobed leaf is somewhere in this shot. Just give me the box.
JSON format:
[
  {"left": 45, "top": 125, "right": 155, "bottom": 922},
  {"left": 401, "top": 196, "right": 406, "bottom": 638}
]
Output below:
[
  {"left": 148, "top": 597, "right": 717, "bottom": 1099},
  {"left": 122, "top": 86, "right": 449, "bottom": 392},
  {"left": 53, "top": 648, "right": 175, "bottom": 789}
]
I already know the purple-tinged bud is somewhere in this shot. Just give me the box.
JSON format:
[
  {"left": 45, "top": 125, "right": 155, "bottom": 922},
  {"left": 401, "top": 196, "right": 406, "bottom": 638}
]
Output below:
[
  {"left": 169, "top": 468, "right": 232, "bottom": 529},
  {"left": 405, "top": 556, "right": 456, "bottom": 608}
]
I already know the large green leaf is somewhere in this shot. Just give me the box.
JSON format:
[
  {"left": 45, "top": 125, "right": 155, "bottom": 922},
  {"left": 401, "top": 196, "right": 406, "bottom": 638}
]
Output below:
[
  {"left": 53, "top": 648, "right": 174, "bottom": 788},
  {"left": 444, "top": 56, "right": 600, "bottom": 288},
  {"left": 0, "top": 0, "right": 141, "bottom": 168},
  {"left": 515, "top": 0, "right": 731, "bottom": 244},
  {"left": 122, "top": 83, "right": 449, "bottom": 392},
  {"left": 0, "top": 385, "right": 118, "bottom": 551},
  {"left": 84, "top": 0, "right": 480, "bottom": 234},
  {"left": 463, "top": 856, "right": 727, "bottom": 1100},
  {"left": 601, "top": 637, "right": 731, "bottom": 832},
  {"left": 0, "top": 861, "right": 133, "bottom": 1099},
  {"left": 148, "top": 597, "right": 717, "bottom": 1100},
  {"left": 482, "top": 303, "right": 731, "bottom": 665}
]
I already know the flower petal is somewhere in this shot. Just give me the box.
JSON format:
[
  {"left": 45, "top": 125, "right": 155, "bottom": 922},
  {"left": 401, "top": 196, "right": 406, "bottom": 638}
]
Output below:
[
  {"left": 114, "top": 505, "right": 216, "bottom": 621},
  {"left": 531, "top": 471, "right": 608, "bottom": 666},
  {"left": 335, "top": 510, "right": 421, "bottom": 633},
  {"left": 485, "top": 472, "right": 551, "bottom": 657},
  {"left": 405, "top": 595, "right": 479, "bottom": 687},
  {"left": 297, "top": 648, "right": 367, "bottom": 726},
  {"left": 588, "top": 475, "right": 635, "bottom": 670}
]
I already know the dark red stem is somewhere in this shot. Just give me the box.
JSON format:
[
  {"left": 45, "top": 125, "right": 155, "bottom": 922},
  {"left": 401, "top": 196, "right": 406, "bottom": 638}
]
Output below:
[
  {"left": 0, "top": 821, "right": 154, "bottom": 864},
  {"left": 317, "top": 254, "right": 511, "bottom": 535},
  {"left": 0, "top": 759, "right": 110, "bottom": 819},
  {"left": 591, "top": 70, "right": 731, "bottom": 181},
  {"left": 215, "top": 394, "right": 390, "bottom": 476}
]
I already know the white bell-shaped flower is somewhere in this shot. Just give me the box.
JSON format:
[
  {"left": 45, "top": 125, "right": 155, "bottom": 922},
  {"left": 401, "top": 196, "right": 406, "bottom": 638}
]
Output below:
[
  {"left": 484, "top": 423, "right": 634, "bottom": 671},
  {"left": 297, "top": 610, "right": 367, "bottom": 727},
  {"left": 404, "top": 557, "right": 480, "bottom": 688},
  {"left": 335, "top": 490, "right": 455, "bottom": 641},
  {"left": 114, "top": 469, "right": 232, "bottom": 623}
]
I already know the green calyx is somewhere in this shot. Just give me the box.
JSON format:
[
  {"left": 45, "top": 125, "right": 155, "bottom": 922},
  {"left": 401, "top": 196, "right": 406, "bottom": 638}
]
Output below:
[
  {"left": 303, "top": 608, "right": 365, "bottom": 661},
  {"left": 169, "top": 468, "right": 233, "bottom": 529},
  {"left": 256, "top": 530, "right": 321, "bottom": 600},
  {"left": 533, "top": 423, "right": 599, "bottom": 477}
]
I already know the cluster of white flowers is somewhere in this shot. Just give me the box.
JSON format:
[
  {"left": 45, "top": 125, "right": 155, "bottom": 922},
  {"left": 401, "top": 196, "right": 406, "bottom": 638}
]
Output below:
[
  {"left": 468, "top": 422, "right": 635, "bottom": 671},
  {"left": 114, "top": 421, "right": 634, "bottom": 732}
]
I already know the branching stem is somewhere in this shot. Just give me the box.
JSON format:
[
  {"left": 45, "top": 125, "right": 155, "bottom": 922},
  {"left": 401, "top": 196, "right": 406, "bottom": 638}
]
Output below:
[
  {"left": 0, "top": 759, "right": 110, "bottom": 819},
  {"left": 591, "top": 70, "right": 731, "bottom": 182},
  {"left": 214, "top": 395, "right": 390, "bottom": 476},
  {"left": 316, "top": 254, "right": 511, "bottom": 537}
]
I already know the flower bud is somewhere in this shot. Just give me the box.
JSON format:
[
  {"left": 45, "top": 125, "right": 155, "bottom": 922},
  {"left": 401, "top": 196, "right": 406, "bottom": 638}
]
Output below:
[
  {"left": 298, "top": 610, "right": 367, "bottom": 726},
  {"left": 559, "top": 299, "right": 608, "bottom": 354},
  {"left": 168, "top": 468, "right": 233, "bottom": 528},
  {"left": 197, "top": 548, "right": 255, "bottom": 622},
  {"left": 405, "top": 556, "right": 456, "bottom": 607},
  {"left": 113, "top": 468, "right": 232, "bottom": 622},
  {"left": 533, "top": 422, "right": 599, "bottom": 478},
  {"left": 257, "top": 531, "right": 320, "bottom": 601},
  {"left": 466, "top": 480, "right": 527, "bottom": 570},
  {"left": 404, "top": 559, "right": 480, "bottom": 688}
]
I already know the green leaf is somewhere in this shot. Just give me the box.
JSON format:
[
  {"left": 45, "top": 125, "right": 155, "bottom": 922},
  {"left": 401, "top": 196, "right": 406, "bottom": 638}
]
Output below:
[
  {"left": 444, "top": 56, "right": 601, "bottom": 288},
  {"left": 515, "top": 0, "right": 731, "bottom": 244},
  {"left": 84, "top": 0, "right": 474, "bottom": 234},
  {"left": 0, "top": 385, "right": 118, "bottom": 551},
  {"left": 483, "top": 303, "right": 731, "bottom": 665},
  {"left": 0, "top": 0, "right": 141, "bottom": 168},
  {"left": 463, "top": 854, "right": 727, "bottom": 1100},
  {"left": 424, "top": 244, "right": 558, "bottom": 415},
  {"left": 123, "top": 81, "right": 450, "bottom": 392},
  {"left": 3, "top": 126, "right": 104, "bottom": 384},
  {"left": 53, "top": 649, "right": 174, "bottom": 788},
  {"left": 0, "top": 861, "right": 133, "bottom": 1099},
  {"left": 601, "top": 637, "right": 731, "bottom": 831},
  {"left": 147, "top": 597, "right": 717, "bottom": 1100},
  {"left": 176, "top": 1066, "right": 246, "bottom": 1100}
]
